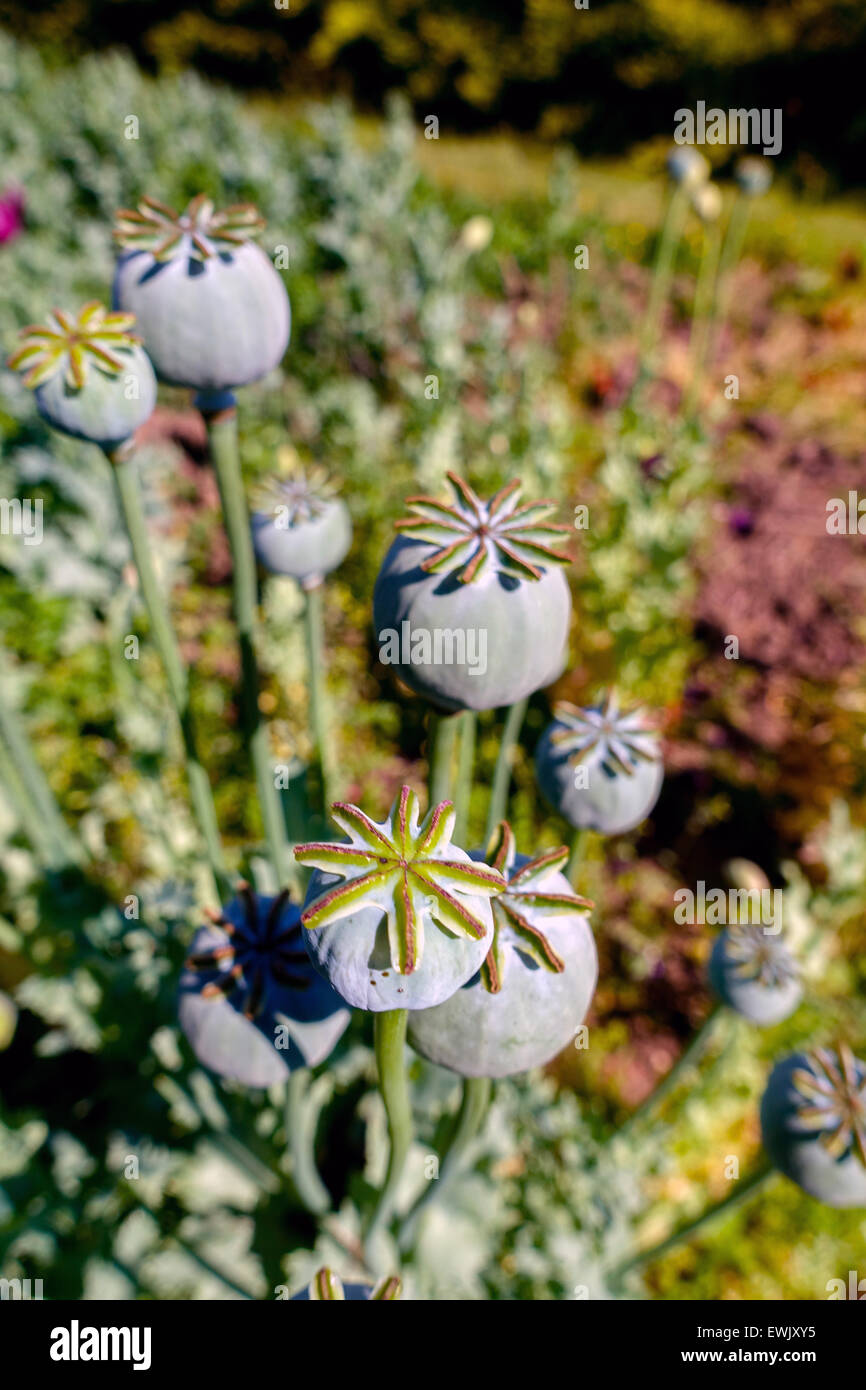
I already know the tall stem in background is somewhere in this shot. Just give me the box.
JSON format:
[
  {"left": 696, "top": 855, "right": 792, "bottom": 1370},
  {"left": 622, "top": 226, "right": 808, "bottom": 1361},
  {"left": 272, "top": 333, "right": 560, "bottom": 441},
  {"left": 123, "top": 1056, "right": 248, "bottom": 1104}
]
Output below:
[
  {"left": 683, "top": 222, "right": 722, "bottom": 418},
  {"left": 366, "top": 1007, "right": 412, "bottom": 1244},
  {"left": 285, "top": 1068, "right": 330, "bottom": 1216},
  {"left": 0, "top": 707, "right": 71, "bottom": 869},
  {"left": 709, "top": 193, "right": 751, "bottom": 369},
  {"left": 399, "top": 1075, "right": 491, "bottom": 1251},
  {"left": 614, "top": 1003, "right": 723, "bottom": 1141},
  {"left": 483, "top": 697, "right": 528, "bottom": 845},
  {"left": 639, "top": 184, "right": 688, "bottom": 370},
  {"left": 200, "top": 399, "right": 291, "bottom": 888},
  {"left": 110, "top": 449, "right": 228, "bottom": 901},
  {"left": 302, "top": 579, "right": 332, "bottom": 811},
  {"left": 454, "top": 710, "right": 476, "bottom": 841}
]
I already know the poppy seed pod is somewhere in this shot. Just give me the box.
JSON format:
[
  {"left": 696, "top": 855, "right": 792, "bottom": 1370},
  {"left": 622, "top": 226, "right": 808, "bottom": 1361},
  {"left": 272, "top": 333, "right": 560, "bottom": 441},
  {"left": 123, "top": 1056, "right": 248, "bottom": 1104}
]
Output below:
[
  {"left": 736, "top": 157, "right": 773, "bottom": 198},
  {"left": 535, "top": 691, "right": 663, "bottom": 835},
  {"left": 373, "top": 473, "right": 572, "bottom": 712},
  {"left": 112, "top": 196, "right": 290, "bottom": 393},
  {"left": 760, "top": 1046, "right": 866, "bottom": 1208},
  {"left": 666, "top": 147, "right": 710, "bottom": 189},
  {"left": 291, "top": 1268, "right": 402, "bottom": 1300},
  {"left": 708, "top": 923, "right": 802, "bottom": 1026},
  {"left": 295, "top": 785, "right": 504, "bottom": 1012},
  {"left": 251, "top": 460, "right": 351, "bottom": 586},
  {"left": 409, "top": 823, "right": 598, "bottom": 1078},
  {"left": 7, "top": 301, "right": 157, "bottom": 451},
  {"left": 178, "top": 886, "right": 351, "bottom": 1087},
  {"left": 691, "top": 182, "right": 723, "bottom": 224}
]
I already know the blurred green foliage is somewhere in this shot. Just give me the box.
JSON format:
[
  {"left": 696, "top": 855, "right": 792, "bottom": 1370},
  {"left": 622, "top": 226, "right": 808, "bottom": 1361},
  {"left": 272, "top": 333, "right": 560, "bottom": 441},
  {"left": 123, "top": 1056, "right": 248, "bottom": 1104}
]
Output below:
[{"left": 2, "top": 1, "right": 866, "bottom": 181}]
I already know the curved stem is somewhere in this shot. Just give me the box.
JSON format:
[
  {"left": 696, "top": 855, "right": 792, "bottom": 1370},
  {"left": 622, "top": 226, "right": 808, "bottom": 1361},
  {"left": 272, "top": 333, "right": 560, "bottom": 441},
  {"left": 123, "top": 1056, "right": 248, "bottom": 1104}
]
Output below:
[
  {"left": 454, "top": 710, "right": 476, "bottom": 842},
  {"left": 428, "top": 710, "right": 460, "bottom": 806},
  {"left": 365, "top": 1008, "right": 412, "bottom": 1242},
  {"left": 683, "top": 222, "right": 722, "bottom": 418},
  {"left": 285, "top": 1068, "right": 331, "bottom": 1216},
  {"left": 201, "top": 403, "right": 291, "bottom": 888},
  {"left": 613, "top": 1003, "right": 723, "bottom": 1142},
  {"left": 399, "top": 1075, "right": 491, "bottom": 1251},
  {"left": 302, "top": 580, "right": 332, "bottom": 811},
  {"left": 110, "top": 450, "right": 228, "bottom": 901},
  {"left": 608, "top": 1162, "right": 775, "bottom": 1284},
  {"left": 0, "top": 682, "right": 79, "bottom": 868},
  {"left": 710, "top": 193, "right": 751, "bottom": 367},
  {"left": 483, "top": 698, "right": 528, "bottom": 845},
  {"left": 639, "top": 183, "right": 688, "bottom": 369}
]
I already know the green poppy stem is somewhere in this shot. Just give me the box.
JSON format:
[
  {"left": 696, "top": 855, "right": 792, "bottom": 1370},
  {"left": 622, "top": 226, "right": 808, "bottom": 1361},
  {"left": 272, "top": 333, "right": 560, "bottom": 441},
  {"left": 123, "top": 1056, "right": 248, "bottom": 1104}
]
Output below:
[
  {"left": 709, "top": 192, "right": 752, "bottom": 369},
  {"left": 567, "top": 826, "right": 590, "bottom": 885},
  {"left": 639, "top": 183, "right": 689, "bottom": 369},
  {"left": 613, "top": 1003, "right": 724, "bottom": 1142},
  {"left": 683, "top": 221, "right": 722, "bottom": 418},
  {"left": 0, "top": 706, "right": 71, "bottom": 869},
  {"left": 200, "top": 402, "right": 291, "bottom": 889},
  {"left": 285, "top": 1067, "right": 331, "bottom": 1216},
  {"left": 366, "top": 1007, "right": 412, "bottom": 1243},
  {"left": 110, "top": 448, "right": 228, "bottom": 901},
  {"left": 608, "top": 1162, "right": 775, "bottom": 1284},
  {"left": 398, "top": 1075, "right": 491, "bottom": 1251},
  {"left": 301, "top": 579, "right": 332, "bottom": 812},
  {"left": 454, "top": 710, "right": 476, "bottom": 842},
  {"left": 428, "top": 710, "right": 460, "bottom": 806},
  {"left": 483, "top": 697, "right": 528, "bottom": 845}
]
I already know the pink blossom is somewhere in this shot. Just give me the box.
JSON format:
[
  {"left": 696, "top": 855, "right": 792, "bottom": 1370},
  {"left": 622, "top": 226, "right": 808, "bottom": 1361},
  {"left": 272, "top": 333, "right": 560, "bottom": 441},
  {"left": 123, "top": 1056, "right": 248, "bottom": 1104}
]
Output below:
[{"left": 0, "top": 189, "right": 24, "bottom": 244}]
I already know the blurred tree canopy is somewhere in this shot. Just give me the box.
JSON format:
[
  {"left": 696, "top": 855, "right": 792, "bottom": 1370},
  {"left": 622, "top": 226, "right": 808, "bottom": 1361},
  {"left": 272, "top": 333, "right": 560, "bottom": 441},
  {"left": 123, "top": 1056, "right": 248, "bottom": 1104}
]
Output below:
[{"left": 1, "top": 0, "right": 865, "bottom": 182}]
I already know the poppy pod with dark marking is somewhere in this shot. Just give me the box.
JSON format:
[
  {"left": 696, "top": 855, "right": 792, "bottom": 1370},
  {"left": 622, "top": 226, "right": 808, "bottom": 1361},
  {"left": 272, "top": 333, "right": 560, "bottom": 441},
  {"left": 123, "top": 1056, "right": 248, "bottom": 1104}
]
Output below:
[
  {"left": 372, "top": 473, "right": 572, "bottom": 712},
  {"left": 291, "top": 1268, "right": 402, "bottom": 1300},
  {"left": 295, "top": 786, "right": 504, "bottom": 1012},
  {"left": 761, "top": 1046, "right": 866, "bottom": 1208},
  {"left": 409, "top": 823, "right": 597, "bottom": 1077},
  {"left": 178, "top": 887, "right": 350, "bottom": 1087}
]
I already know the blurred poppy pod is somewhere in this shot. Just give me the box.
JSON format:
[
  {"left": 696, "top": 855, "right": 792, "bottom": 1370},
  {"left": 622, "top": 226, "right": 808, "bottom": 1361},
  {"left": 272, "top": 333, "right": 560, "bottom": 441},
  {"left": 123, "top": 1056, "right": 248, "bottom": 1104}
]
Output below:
[
  {"left": 736, "top": 157, "right": 773, "bottom": 197},
  {"left": 112, "top": 195, "right": 290, "bottom": 393},
  {"left": 535, "top": 691, "right": 663, "bottom": 835},
  {"left": 409, "top": 823, "right": 597, "bottom": 1077},
  {"left": 691, "top": 182, "right": 723, "bottom": 223},
  {"left": 7, "top": 301, "right": 156, "bottom": 451},
  {"left": 295, "top": 785, "right": 504, "bottom": 1012},
  {"left": 761, "top": 1046, "right": 866, "bottom": 1208},
  {"left": 666, "top": 147, "right": 710, "bottom": 188},
  {"left": 292, "top": 1267, "right": 402, "bottom": 1300},
  {"left": 178, "top": 887, "right": 350, "bottom": 1087},
  {"left": 0, "top": 991, "right": 17, "bottom": 1051},
  {"left": 708, "top": 922, "right": 801, "bottom": 1025},
  {"left": 251, "top": 458, "right": 351, "bottom": 586},
  {"left": 373, "top": 473, "right": 572, "bottom": 712}
]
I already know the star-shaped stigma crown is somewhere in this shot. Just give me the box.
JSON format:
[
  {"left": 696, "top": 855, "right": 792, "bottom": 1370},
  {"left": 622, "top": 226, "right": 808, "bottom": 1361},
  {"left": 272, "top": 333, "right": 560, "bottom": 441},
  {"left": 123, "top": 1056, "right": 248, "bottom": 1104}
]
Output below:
[
  {"left": 792, "top": 1044, "right": 866, "bottom": 1167},
  {"left": 551, "top": 690, "right": 660, "bottom": 777},
  {"left": 725, "top": 922, "right": 798, "bottom": 990},
  {"left": 481, "top": 822, "right": 593, "bottom": 993},
  {"left": 294, "top": 785, "right": 505, "bottom": 975},
  {"left": 184, "top": 886, "right": 310, "bottom": 1020},
  {"left": 394, "top": 472, "right": 571, "bottom": 584},
  {"left": 308, "top": 1268, "right": 402, "bottom": 1301},
  {"left": 7, "top": 301, "right": 142, "bottom": 390},
  {"left": 113, "top": 194, "right": 265, "bottom": 262},
  {"left": 253, "top": 451, "right": 338, "bottom": 526}
]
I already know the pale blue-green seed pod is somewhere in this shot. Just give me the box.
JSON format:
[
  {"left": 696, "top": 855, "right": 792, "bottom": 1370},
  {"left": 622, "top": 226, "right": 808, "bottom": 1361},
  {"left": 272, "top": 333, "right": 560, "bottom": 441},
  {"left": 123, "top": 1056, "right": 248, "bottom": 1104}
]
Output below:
[
  {"left": 251, "top": 464, "right": 351, "bottom": 584},
  {"left": 292, "top": 1268, "right": 402, "bottom": 1300},
  {"left": 666, "top": 147, "right": 710, "bottom": 188},
  {"left": 112, "top": 196, "right": 290, "bottom": 392},
  {"left": 409, "top": 824, "right": 597, "bottom": 1077},
  {"left": 736, "top": 157, "right": 773, "bottom": 197},
  {"left": 535, "top": 691, "right": 663, "bottom": 835},
  {"left": 373, "top": 472, "right": 572, "bottom": 713},
  {"left": 708, "top": 924, "right": 801, "bottom": 1026},
  {"left": 296, "top": 786, "right": 504, "bottom": 1012},
  {"left": 761, "top": 1047, "right": 866, "bottom": 1208},
  {"left": 8, "top": 302, "right": 156, "bottom": 452}
]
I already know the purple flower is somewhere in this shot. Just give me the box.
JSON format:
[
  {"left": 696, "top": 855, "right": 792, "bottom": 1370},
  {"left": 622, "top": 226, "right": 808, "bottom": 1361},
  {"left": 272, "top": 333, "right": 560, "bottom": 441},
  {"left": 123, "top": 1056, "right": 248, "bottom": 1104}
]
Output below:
[{"left": 0, "top": 189, "right": 24, "bottom": 245}]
